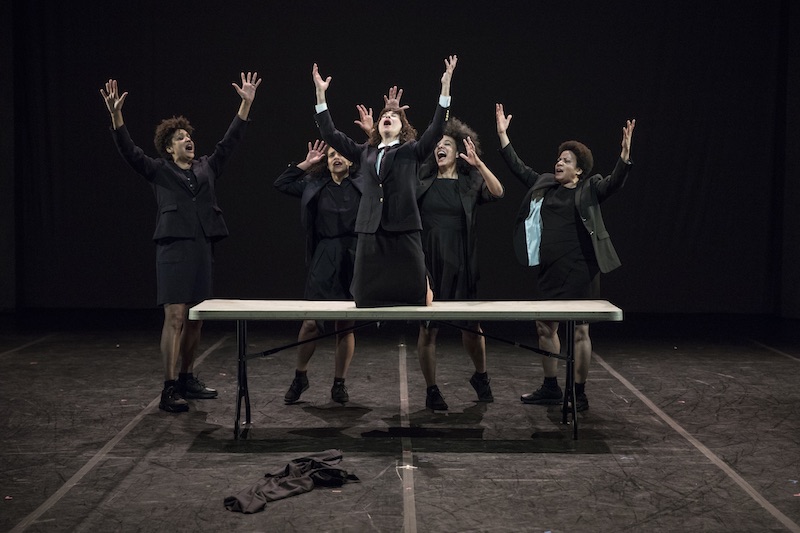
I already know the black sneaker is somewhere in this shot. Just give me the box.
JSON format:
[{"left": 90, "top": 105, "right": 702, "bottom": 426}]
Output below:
[
  {"left": 284, "top": 374, "right": 309, "bottom": 404},
  {"left": 331, "top": 380, "right": 349, "bottom": 404},
  {"left": 179, "top": 375, "right": 218, "bottom": 399},
  {"left": 469, "top": 373, "right": 494, "bottom": 402},
  {"left": 159, "top": 385, "right": 189, "bottom": 413},
  {"left": 426, "top": 385, "right": 448, "bottom": 411},
  {"left": 520, "top": 383, "right": 563, "bottom": 405},
  {"left": 572, "top": 391, "right": 589, "bottom": 412}
]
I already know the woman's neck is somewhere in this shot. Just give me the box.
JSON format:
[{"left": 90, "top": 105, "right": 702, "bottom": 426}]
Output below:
[{"left": 437, "top": 162, "right": 457, "bottom": 179}]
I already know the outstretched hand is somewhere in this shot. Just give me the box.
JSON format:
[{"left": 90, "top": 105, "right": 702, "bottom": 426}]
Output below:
[
  {"left": 495, "top": 103, "right": 512, "bottom": 135},
  {"left": 459, "top": 136, "right": 482, "bottom": 167},
  {"left": 232, "top": 72, "right": 262, "bottom": 103},
  {"left": 312, "top": 63, "right": 331, "bottom": 93},
  {"left": 620, "top": 119, "right": 636, "bottom": 162},
  {"left": 100, "top": 79, "right": 128, "bottom": 116},
  {"left": 384, "top": 86, "right": 409, "bottom": 111},
  {"left": 304, "top": 139, "right": 328, "bottom": 166},
  {"left": 354, "top": 104, "right": 374, "bottom": 135},
  {"left": 441, "top": 54, "right": 458, "bottom": 86}
]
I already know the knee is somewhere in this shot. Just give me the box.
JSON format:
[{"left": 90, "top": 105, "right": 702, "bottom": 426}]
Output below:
[
  {"left": 574, "top": 324, "right": 591, "bottom": 344},
  {"left": 164, "top": 308, "right": 187, "bottom": 332},
  {"left": 300, "top": 320, "right": 319, "bottom": 336},
  {"left": 536, "top": 321, "right": 557, "bottom": 340}
]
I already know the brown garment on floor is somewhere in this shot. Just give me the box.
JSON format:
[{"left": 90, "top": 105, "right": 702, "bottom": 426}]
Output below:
[{"left": 224, "top": 449, "right": 360, "bottom": 514}]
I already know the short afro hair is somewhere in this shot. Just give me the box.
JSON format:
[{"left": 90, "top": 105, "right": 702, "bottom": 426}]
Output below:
[
  {"left": 557, "top": 140, "right": 593, "bottom": 177},
  {"left": 154, "top": 116, "right": 193, "bottom": 158}
]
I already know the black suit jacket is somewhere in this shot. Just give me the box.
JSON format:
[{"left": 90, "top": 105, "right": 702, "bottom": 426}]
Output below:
[
  {"left": 499, "top": 142, "right": 631, "bottom": 273},
  {"left": 315, "top": 104, "right": 447, "bottom": 234},
  {"left": 111, "top": 116, "right": 248, "bottom": 242}
]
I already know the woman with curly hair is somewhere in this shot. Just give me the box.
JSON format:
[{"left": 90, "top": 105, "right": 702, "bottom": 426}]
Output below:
[
  {"left": 415, "top": 118, "right": 504, "bottom": 411},
  {"left": 495, "top": 103, "right": 636, "bottom": 413},
  {"left": 100, "top": 73, "right": 261, "bottom": 413},
  {"left": 312, "top": 56, "right": 457, "bottom": 308},
  {"left": 274, "top": 140, "right": 362, "bottom": 405}
]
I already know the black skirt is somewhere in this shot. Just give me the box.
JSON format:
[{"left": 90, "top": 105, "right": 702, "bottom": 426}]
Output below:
[
  {"left": 305, "top": 235, "right": 357, "bottom": 300},
  {"left": 155, "top": 230, "right": 213, "bottom": 306},
  {"left": 351, "top": 229, "right": 427, "bottom": 307}
]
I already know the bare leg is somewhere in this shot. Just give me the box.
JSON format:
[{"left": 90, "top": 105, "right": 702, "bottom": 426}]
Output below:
[
  {"left": 417, "top": 323, "right": 438, "bottom": 387},
  {"left": 161, "top": 303, "right": 189, "bottom": 381},
  {"left": 536, "top": 320, "right": 560, "bottom": 378},
  {"left": 179, "top": 316, "right": 203, "bottom": 374},
  {"left": 333, "top": 320, "right": 355, "bottom": 379},
  {"left": 573, "top": 323, "right": 591, "bottom": 384},
  {"left": 461, "top": 322, "right": 486, "bottom": 373},
  {"left": 295, "top": 320, "right": 319, "bottom": 372}
]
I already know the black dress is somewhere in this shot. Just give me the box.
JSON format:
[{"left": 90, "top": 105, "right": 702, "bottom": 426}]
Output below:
[
  {"left": 420, "top": 178, "right": 474, "bottom": 300},
  {"left": 305, "top": 179, "right": 358, "bottom": 300},
  {"left": 538, "top": 186, "right": 599, "bottom": 299}
]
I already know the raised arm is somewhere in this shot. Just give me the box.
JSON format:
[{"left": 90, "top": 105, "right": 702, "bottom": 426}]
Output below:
[
  {"left": 460, "top": 136, "right": 504, "bottom": 198},
  {"left": 495, "top": 103, "right": 512, "bottom": 148},
  {"left": 313, "top": 63, "right": 331, "bottom": 106},
  {"left": 296, "top": 139, "right": 327, "bottom": 171},
  {"left": 354, "top": 105, "right": 373, "bottom": 136},
  {"left": 440, "top": 55, "right": 457, "bottom": 97},
  {"left": 100, "top": 79, "right": 128, "bottom": 130},
  {"left": 620, "top": 119, "right": 636, "bottom": 162},
  {"left": 232, "top": 71, "right": 262, "bottom": 120},
  {"left": 354, "top": 86, "right": 410, "bottom": 136}
]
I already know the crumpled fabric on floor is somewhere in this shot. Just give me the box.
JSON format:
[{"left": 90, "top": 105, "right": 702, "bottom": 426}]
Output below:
[{"left": 224, "top": 449, "right": 360, "bottom": 514}]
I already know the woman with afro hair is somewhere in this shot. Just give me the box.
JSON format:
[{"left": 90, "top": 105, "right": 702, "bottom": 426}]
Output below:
[
  {"left": 101, "top": 72, "right": 261, "bottom": 413},
  {"left": 495, "top": 103, "right": 635, "bottom": 413},
  {"left": 415, "top": 118, "right": 504, "bottom": 411}
]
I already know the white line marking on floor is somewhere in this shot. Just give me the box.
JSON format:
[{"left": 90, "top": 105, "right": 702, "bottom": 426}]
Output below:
[
  {"left": 594, "top": 352, "right": 800, "bottom": 533},
  {"left": 9, "top": 335, "right": 229, "bottom": 533},
  {"left": 751, "top": 340, "right": 800, "bottom": 362},
  {"left": 0, "top": 335, "right": 54, "bottom": 358},
  {"left": 396, "top": 337, "right": 417, "bottom": 533}
]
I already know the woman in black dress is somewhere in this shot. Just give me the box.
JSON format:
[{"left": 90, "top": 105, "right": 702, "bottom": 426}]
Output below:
[
  {"left": 101, "top": 73, "right": 261, "bottom": 412},
  {"left": 415, "top": 118, "right": 504, "bottom": 411},
  {"left": 496, "top": 103, "right": 636, "bottom": 412},
  {"left": 274, "top": 140, "right": 361, "bottom": 404}
]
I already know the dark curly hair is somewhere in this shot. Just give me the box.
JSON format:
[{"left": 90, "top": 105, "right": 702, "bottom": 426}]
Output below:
[
  {"left": 154, "top": 116, "right": 193, "bottom": 158},
  {"left": 368, "top": 106, "right": 417, "bottom": 147},
  {"left": 557, "top": 140, "right": 593, "bottom": 177},
  {"left": 421, "top": 117, "right": 482, "bottom": 175}
]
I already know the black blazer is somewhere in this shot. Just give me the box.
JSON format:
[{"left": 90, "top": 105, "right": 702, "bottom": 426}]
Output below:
[
  {"left": 111, "top": 116, "right": 248, "bottom": 242},
  {"left": 315, "top": 104, "right": 447, "bottom": 234},
  {"left": 274, "top": 164, "right": 363, "bottom": 263},
  {"left": 499, "top": 143, "right": 631, "bottom": 273}
]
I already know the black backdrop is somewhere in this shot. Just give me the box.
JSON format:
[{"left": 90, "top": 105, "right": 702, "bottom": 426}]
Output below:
[{"left": 4, "top": 1, "right": 799, "bottom": 317}]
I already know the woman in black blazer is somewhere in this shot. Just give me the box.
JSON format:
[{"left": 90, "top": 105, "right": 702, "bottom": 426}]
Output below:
[
  {"left": 312, "top": 56, "right": 457, "bottom": 307},
  {"left": 101, "top": 73, "right": 261, "bottom": 413},
  {"left": 274, "top": 140, "right": 362, "bottom": 405},
  {"left": 495, "top": 103, "right": 635, "bottom": 413}
]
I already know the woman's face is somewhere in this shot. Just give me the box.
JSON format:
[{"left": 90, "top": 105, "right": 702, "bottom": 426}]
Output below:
[
  {"left": 435, "top": 135, "right": 458, "bottom": 169},
  {"left": 378, "top": 110, "right": 402, "bottom": 140},
  {"left": 554, "top": 150, "right": 582, "bottom": 186},
  {"left": 326, "top": 147, "right": 352, "bottom": 177},
  {"left": 167, "top": 129, "right": 194, "bottom": 163}
]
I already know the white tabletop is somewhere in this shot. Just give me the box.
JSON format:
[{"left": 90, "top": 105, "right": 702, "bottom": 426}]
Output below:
[{"left": 189, "top": 299, "right": 623, "bottom": 322}]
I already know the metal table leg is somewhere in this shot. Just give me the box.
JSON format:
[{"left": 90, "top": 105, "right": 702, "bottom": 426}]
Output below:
[
  {"left": 561, "top": 320, "right": 579, "bottom": 439},
  {"left": 234, "top": 320, "right": 251, "bottom": 439}
]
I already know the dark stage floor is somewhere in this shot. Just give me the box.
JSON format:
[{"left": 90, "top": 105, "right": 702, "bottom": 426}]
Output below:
[{"left": 1, "top": 310, "right": 799, "bottom": 532}]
